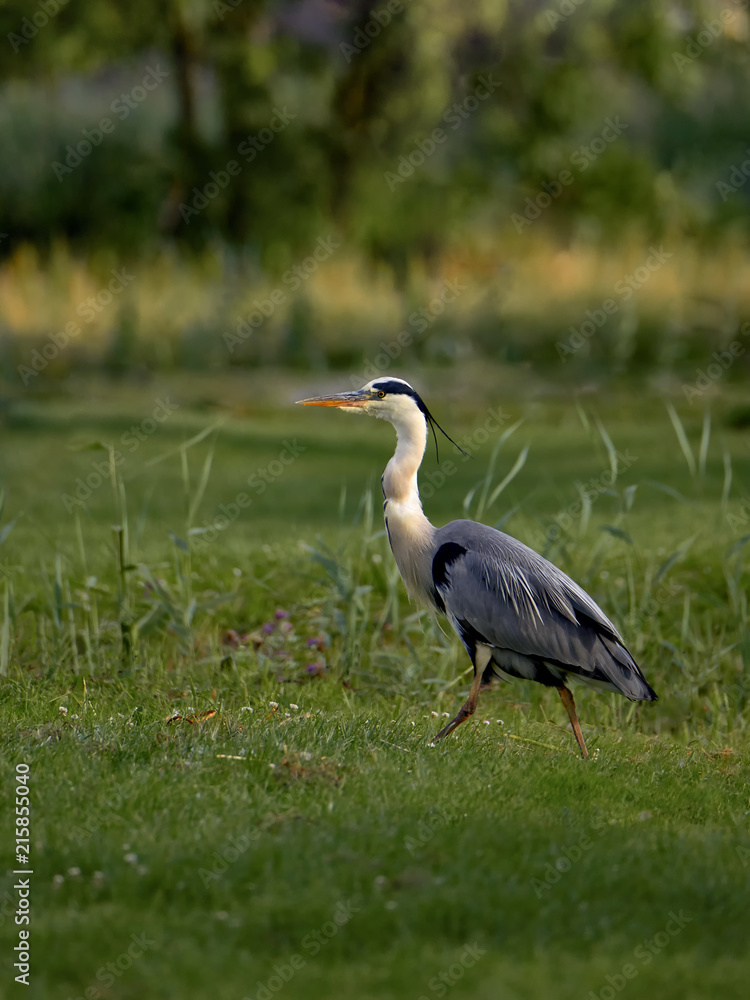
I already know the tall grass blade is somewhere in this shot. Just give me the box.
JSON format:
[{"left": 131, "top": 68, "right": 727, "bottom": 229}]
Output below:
[
  {"left": 595, "top": 416, "right": 618, "bottom": 481},
  {"left": 486, "top": 444, "right": 529, "bottom": 511},
  {"left": 187, "top": 438, "right": 217, "bottom": 528},
  {"left": 698, "top": 410, "right": 711, "bottom": 479},
  {"left": 0, "top": 582, "right": 11, "bottom": 675},
  {"left": 728, "top": 534, "right": 750, "bottom": 560},
  {"left": 136, "top": 419, "right": 226, "bottom": 474},
  {"left": 599, "top": 525, "right": 633, "bottom": 545},
  {"left": 575, "top": 402, "right": 591, "bottom": 435},
  {"left": 656, "top": 534, "right": 698, "bottom": 581},
  {"left": 721, "top": 449, "right": 733, "bottom": 514},
  {"left": 665, "top": 402, "right": 696, "bottom": 477}
]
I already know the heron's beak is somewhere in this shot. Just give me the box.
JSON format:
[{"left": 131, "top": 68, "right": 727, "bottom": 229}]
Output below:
[{"left": 295, "top": 390, "right": 370, "bottom": 408}]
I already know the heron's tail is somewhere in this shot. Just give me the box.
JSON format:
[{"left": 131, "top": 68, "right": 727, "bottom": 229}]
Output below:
[{"left": 598, "top": 635, "right": 658, "bottom": 702}]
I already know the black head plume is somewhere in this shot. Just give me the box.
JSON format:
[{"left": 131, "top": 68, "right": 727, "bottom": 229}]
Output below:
[
  {"left": 421, "top": 402, "right": 470, "bottom": 463},
  {"left": 370, "top": 379, "right": 470, "bottom": 462}
]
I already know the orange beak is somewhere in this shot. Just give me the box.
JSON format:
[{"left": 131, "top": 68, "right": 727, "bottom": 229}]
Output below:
[{"left": 296, "top": 390, "right": 370, "bottom": 408}]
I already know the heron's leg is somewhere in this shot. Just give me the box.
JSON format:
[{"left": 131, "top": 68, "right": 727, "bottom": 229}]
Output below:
[
  {"left": 430, "top": 644, "right": 492, "bottom": 745},
  {"left": 557, "top": 686, "right": 589, "bottom": 758}
]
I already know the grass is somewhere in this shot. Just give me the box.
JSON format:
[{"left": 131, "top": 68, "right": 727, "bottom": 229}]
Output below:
[{"left": 1, "top": 368, "right": 749, "bottom": 999}]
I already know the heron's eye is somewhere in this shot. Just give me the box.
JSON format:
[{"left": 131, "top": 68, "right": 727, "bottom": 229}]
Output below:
[{"left": 377, "top": 390, "right": 386, "bottom": 398}]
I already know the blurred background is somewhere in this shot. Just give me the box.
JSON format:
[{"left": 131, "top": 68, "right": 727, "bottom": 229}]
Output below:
[
  {"left": 3, "top": 8, "right": 750, "bottom": 998},
  {"left": 1, "top": 0, "right": 749, "bottom": 385}
]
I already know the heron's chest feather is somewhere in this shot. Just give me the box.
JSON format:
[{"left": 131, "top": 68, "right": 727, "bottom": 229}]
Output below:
[{"left": 383, "top": 499, "right": 436, "bottom": 605}]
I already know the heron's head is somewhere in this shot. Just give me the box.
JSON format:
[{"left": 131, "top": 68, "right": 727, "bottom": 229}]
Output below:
[
  {"left": 296, "top": 377, "right": 427, "bottom": 421},
  {"left": 296, "top": 377, "right": 467, "bottom": 457}
]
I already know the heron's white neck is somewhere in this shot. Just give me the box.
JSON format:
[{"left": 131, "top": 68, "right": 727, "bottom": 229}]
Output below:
[
  {"left": 381, "top": 406, "right": 436, "bottom": 604},
  {"left": 381, "top": 404, "right": 429, "bottom": 502}
]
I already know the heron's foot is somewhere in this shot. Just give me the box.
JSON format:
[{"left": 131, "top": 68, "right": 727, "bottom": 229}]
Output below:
[
  {"left": 429, "top": 702, "right": 475, "bottom": 745},
  {"left": 430, "top": 667, "right": 485, "bottom": 746}
]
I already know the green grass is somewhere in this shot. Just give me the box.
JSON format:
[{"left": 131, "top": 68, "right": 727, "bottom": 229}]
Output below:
[{"left": 1, "top": 369, "right": 749, "bottom": 999}]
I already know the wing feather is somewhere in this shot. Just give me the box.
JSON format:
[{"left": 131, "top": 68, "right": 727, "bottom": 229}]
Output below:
[{"left": 432, "top": 520, "right": 656, "bottom": 701}]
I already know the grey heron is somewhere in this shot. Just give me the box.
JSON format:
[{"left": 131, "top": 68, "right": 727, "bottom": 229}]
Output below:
[{"left": 297, "top": 377, "right": 657, "bottom": 757}]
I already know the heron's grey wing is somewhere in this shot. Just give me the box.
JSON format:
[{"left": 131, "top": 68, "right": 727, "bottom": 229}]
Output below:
[{"left": 432, "top": 520, "right": 656, "bottom": 701}]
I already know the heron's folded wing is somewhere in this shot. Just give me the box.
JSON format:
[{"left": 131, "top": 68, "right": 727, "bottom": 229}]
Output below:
[{"left": 432, "top": 522, "right": 655, "bottom": 700}]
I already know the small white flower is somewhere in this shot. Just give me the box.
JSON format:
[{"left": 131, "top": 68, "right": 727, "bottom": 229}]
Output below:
[
  {"left": 59, "top": 706, "right": 68, "bottom": 716},
  {"left": 68, "top": 867, "right": 81, "bottom": 877},
  {"left": 269, "top": 701, "right": 279, "bottom": 708},
  {"left": 290, "top": 704, "right": 299, "bottom": 711},
  {"left": 124, "top": 852, "right": 138, "bottom": 865},
  {"left": 52, "top": 874, "right": 65, "bottom": 887},
  {"left": 240, "top": 706, "right": 254, "bottom": 713},
  {"left": 442, "top": 713, "right": 450, "bottom": 718},
  {"left": 431, "top": 711, "right": 439, "bottom": 717}
]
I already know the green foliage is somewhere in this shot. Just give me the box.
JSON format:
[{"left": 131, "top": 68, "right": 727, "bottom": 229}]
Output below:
[{"left": 1, "top": 0, "right": 749, "bottom": 262}]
